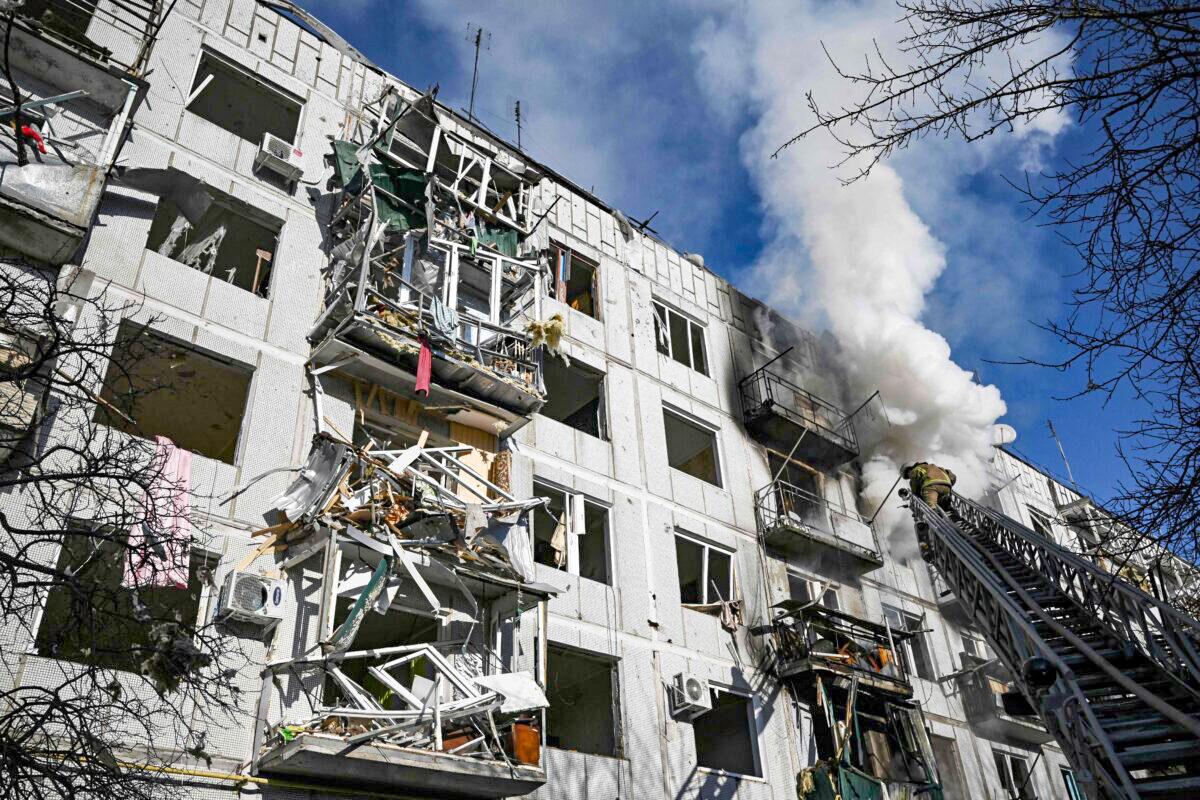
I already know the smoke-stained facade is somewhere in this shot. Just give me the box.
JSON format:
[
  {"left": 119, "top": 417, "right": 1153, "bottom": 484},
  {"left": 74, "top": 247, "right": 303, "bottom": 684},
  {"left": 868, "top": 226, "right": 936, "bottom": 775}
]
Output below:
[{"left": 5, "top": 2, "right": 1177, "bottom": 799}]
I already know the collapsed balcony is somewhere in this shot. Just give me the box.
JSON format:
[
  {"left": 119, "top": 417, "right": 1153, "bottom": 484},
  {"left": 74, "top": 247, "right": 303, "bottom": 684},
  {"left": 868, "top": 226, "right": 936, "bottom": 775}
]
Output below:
[
  {"left": 309, "top": 90, "right": 552, "bottom": 437},
  {"left": 955, "top": 651, "right": 1053, "bottom": 745},
  {"left": 0, "top": 0, "right": 157, "bottom": 263},
  {"left": 251, "top": 434, "right": 555, "bottom": 797},
  {"left": 739, "top": 365, "right": 858, "bottom": 466},
  {"left": 754, "top": 478, "right": 882, "bottom": 568}
]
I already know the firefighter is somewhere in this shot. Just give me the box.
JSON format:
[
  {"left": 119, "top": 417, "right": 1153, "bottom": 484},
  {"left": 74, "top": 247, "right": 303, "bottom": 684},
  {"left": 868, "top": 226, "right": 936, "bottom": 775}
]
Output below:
[{"left": 903, "top": 461, "right": 956, "bottom": 512}]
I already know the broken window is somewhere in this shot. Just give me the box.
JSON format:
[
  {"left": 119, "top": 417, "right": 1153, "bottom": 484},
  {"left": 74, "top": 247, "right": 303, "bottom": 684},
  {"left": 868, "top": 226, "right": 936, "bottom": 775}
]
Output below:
[
  {"left": 663, "top": 408, "right": 720, "bottom": 486},
  {"left": 930, "top": 735, "right": 968, "bottom": 800},
  {"left": 676, "top": 532, "right": 734, "bottom": 606},
  {"left": 1027, "top": 506, "right": 1054, "bottom": 538},
  {"left": 540, "top": 358, "right": 606, "bottom": 439},
  {"left": 145, "top": 181, "right": 281, "bottom": 297},
  {"left": 95, "top": 323, "right": 252, "bottom": 464},
  {"left": 36, "top": 531, "right": 205, "bottom": 671},
  {"left": 545, "top": 646, "right": 620, "bottom": 756},
  {"left": 883, "top": 605, "right": 936, "bottom": 681},
  {"left": 692, "top": 688, "right": 760, "bottom": 777},
  {"left": 549, "top": 244, "right": 599, "bottom": 319},
  {"left": 1061, "top": 768, "right": 1084, "bottom": 800},
  {"left": 653, "top": 301, "right": 708, "bottom": 375},
  {"left": 532, "top": 482, "right": 610, "bottom": 584},
  {"left": 993, "top": 750, "right": 1038, "bottom": 800},
  {"left": 186, "top": 48, "right": 302, "bottom": 145},
  {"left": 324, "top": 598, "right": 440, "bottom": 706},
  {"left": 789, "top": 573, "right": 839, "bottom": 610},
  {"left": 960, "top": 629, "right": 992, "bottom": 662}
]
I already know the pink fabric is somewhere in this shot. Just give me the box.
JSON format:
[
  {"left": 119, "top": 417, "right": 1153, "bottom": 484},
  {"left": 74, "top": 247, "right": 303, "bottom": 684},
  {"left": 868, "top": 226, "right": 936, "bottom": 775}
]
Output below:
[
  {"left": 415, "top": 337, "right": 432, "bottom": 396},
  {"left": 123, "top": 436, "right": 192, "bottom": 589}
]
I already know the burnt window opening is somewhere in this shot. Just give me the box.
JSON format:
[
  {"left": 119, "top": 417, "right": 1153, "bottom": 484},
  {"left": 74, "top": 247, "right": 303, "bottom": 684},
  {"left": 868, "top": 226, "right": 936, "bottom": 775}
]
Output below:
[
  {"left": 95, "top": 323, "right": 252, "bottom": 464},
  {"left": 186, "top": 49, "right": 303, "bottom": 145},
  {"left": 1027, "top": 506, "right": 1054, "bottom": 539},
  {"left": 789, "top": 573, "right": 839, "bottom": 611},
  {"left": 532, "top": 482, "right": 611, "bottom": 585},
  {"left": 663, "top": 408, "right": 720, "bottom": 486},
  {"left": 993, "top": 750, "right": 1037, "bottom": 800},
  {"left": 960, "top": 629, "right": 992, "bottom": 662},
  {"left": 653, "top": 301, "right": 707, "bottom": 376},
  {"left": 145, "top": 182, "right": 281, "bottom": 298},
  {"left": 323, "top": 597, "right": 440, "bottom": 707},
  {"left": 883, "top": 605, "right": 936, "bottom": 682},
  {"left": 35, "top": 531, "right": 205, "bottom": 671},
  {"left": 549, "top": 244, "right": 599, "bottom": 319},
  {"left": 692, "top": 688, "right": 760, "bottom": 777},
  {"left": 675, "top": 532, "right": 734, "bottom": 607},
  {"left": 930, "top": 735, "right": 969, "bottom": 800},
  {"left": 540, "top": 358, "right": 606, "bottom": 440},
  {"left": 545, "top": 646, "right": 621, "bottom": 757}
]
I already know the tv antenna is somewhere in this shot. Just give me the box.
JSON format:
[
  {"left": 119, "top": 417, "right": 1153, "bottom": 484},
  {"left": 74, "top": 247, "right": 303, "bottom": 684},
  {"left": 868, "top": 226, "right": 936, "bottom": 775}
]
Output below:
[
  {"left": 1047, "top": 419, "right": 1078, "bottom": 490},
  {"left": 466, "top": 23, "right": 490, "bottom": 123},
  {"left": 513, "top": 99, "right": 523, "bottom": 149}
]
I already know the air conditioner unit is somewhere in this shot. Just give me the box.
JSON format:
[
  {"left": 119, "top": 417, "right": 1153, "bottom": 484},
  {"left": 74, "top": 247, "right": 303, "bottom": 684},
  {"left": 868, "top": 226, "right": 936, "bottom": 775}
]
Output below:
[
  {"left": 672, "top": 672, "right": 712, "bottom": 720},
  {"left": 254, "top": 132, "right": 304, "bottom": 182},
  {"left": 216, "top": 570, "right": 286, "bottom": 629}
]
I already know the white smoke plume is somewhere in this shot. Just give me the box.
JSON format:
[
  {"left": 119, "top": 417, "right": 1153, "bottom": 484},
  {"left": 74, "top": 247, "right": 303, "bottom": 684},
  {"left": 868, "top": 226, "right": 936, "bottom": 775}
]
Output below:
[{"left": 695, "top": 1, "right": 1016, "bottom": 557}]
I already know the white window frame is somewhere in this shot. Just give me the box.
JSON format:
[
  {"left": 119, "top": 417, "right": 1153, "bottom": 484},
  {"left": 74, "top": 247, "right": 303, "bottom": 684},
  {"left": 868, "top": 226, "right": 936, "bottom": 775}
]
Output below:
[
  {"left": 662, "top": 405, "right": 723, "bottom": 488},
  {"left": 532, "top": 480, "right": 611, "bottom": 584},
  {"left": 993, "top": 749, "right": 1037, "bottom": 800},
  {"left": 675, "top": 530, "right": 736, "bottom": 606},
  {"left": 653, "top": 300, "right": 708, "bottom": 375},
  {"left": 960, "top": 628, "right": 992, "bottom": 661},
  {"left": 185, "top": 46, "right": 305, "bottom": 144},
  {"left": 882, "top": 604, "right": 936, "bottom": 681},
  {"left": 787, "top": 569, "right": 839, "bottom": 611},
  {"left": 1027, "top": 505, "right": 1055, "bottom": 538},
  {"left": 693, "top": 682, "right": 763, "bottom": 779}
]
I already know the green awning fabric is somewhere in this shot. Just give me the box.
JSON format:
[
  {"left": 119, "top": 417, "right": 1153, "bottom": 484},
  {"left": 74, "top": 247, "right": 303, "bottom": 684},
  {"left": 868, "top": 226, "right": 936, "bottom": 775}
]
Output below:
[
  {"left": 328, "top": 140, "right": 427, "bottom": 231},
  {"left": 478, "top": 223, "right": 519, "bottom": 258}
]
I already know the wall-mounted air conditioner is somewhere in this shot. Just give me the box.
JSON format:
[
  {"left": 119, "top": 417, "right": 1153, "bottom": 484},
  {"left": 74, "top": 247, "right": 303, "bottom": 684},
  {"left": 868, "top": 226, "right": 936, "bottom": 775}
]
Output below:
[
  {"left": 254, "top": 132, "right": 304, "bottom": 182},
  {"left": 671, "top": 672, "right": 712, "bottom": 720},
  {"left": 216, "top": 570, "right": 286, "bottom": 629}
]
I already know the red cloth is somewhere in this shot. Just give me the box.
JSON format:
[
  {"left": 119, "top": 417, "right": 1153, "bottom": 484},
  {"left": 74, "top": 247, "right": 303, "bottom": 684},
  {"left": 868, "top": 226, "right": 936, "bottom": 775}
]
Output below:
[
  {"left": 20, "top": 126, "right": 46, "bottom": 154},
  {"left": 416, "top": 337, "right": 432, "bottom": 396}
]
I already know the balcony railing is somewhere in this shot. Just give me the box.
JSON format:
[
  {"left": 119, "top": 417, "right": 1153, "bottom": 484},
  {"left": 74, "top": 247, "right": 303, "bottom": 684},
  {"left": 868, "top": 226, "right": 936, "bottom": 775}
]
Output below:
[
  {"left": 754, "top": 479, "right": 882, "bottom": 566},
  {"left": 956, "top": 653, "right": 1053, "bottom": 744},
  {"left": 739, "top": 365, "right": 858, "bottom": 464},
  {"left": 772, "top": 604, "right": 913, "bottom": 698}
]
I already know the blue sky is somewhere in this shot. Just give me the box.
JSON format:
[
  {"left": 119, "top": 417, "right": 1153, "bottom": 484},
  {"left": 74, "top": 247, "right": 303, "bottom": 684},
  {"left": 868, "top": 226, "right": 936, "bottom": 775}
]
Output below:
[{"left": 296, "top": 0, "right": 1143, "bottom": 502}]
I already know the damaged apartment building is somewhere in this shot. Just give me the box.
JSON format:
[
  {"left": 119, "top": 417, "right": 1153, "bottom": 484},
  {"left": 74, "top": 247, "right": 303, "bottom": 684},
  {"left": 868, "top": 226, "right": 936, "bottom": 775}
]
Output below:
[{"left": 4, "top": 1, "right": 1199, "bottom": 799}]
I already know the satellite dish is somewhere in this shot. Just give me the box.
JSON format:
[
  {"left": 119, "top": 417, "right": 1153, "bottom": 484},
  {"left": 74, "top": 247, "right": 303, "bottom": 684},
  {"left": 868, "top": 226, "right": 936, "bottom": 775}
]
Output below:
[{"left": 992, "top": 424, "right": 1017, "bottom": 446}]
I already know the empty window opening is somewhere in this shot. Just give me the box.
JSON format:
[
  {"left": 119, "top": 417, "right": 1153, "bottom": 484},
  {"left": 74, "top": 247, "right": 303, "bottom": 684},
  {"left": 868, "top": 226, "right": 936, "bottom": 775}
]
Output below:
[
  {"left": 883, "top": 605, "right": 936, "bottom": 681},
  {"left": 993, "top": 750, "right": 1037, "bottom": 800},
  {"left": 676, "top": 533, "right": 734, "bottom": 607},
  {"left": 1027, "top": 506, "right": 1053, "bottom": 538},
  {"left": 769, "top": 453, "right": 826, "bottom": 528},
  {"left": 930, "top": 735, "right": 968, "bottom": 800},
  {"left": 545, "top": 646, "right": 620, "bottom": 757},
  {"left": 789, "top": 573, "right": 839, "bottom": 610},
  {"left": 96, "top": 324, "right": 252, "bottom": 464},
  {"left": 532, "top": 482, "right": 610, "bottom": 584},
  {"left": 653, "top": 301, "right": 707, "bottom": 375},
  {"left": 540, "top": 359, "right": 606, "bottom": 439},
  {"left": 550, "top": 244, "right": 599, "bottom": 319},
  {"left": 36, "top": 532, "right": 204, "bottom": 671},
  {"left": 324, "top": 597, "right": 439, "bottom": 706},
  {"left": 187, "top": 49, "right": 302, "bottom": 145},
  {"left": 692, "top": 688, "right": 760, "bottom": 777},
  {"left": 663, "top": 409, "right": 720, "bottom": 486},
  {"left": 145, "top": 181, "right": 281, "bottom": 297}
]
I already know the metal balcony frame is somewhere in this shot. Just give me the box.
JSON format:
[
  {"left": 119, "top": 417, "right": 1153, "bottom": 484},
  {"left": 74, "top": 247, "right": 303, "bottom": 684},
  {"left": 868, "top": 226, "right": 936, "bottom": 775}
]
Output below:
[
  {"left": 738, "top": 364, "right": 858, "bottom": 458},
  {"left": 754, "top": 478, "right": 882, "bottom": 565}
]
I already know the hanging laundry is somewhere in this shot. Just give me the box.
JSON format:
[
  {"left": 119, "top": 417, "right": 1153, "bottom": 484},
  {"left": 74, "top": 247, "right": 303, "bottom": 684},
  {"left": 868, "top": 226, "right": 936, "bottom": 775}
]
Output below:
[
  {"left": 415, "top": 336, "right": 432, "bottom": 396},
  {"left": 429, "top": 297, "right": 460, "bottom": 345},
  {"left": 124, "top": 436, "right": 192, "bottom": 589}
]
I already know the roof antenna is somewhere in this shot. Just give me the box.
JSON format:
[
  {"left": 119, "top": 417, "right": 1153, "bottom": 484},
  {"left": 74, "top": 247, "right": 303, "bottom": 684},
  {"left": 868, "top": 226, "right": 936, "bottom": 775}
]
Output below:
[
  {"left": 466, "top": 23, "right": 490, "bottom": 123},
  {"left": 513, "top": 99, "right": 522, "bottom": 149},
  {"left": 1047, "top": 419, "right": 1078, "bottom": 491}
]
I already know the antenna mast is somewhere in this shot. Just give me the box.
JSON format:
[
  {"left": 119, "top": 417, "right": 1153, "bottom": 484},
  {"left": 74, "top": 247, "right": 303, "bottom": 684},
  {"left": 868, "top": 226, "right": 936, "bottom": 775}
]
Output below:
[
  {"left": 466, "top": 24, "right": 489, "bottom": 123},
  {"left": 1047, "top": 419, "right": 1078, "bottom": 490},
  {"left": 514, "top": 99, "right": 522, "bottom": 149}
]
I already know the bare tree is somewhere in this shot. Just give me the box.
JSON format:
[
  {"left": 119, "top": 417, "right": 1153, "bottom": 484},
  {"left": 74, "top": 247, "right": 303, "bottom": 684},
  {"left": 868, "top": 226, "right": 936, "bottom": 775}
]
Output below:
[
  {"left": 0, "top": 262, "right": 242, "bottom": 799},
  {"left": 786, "top": 1, "right": 1200, "bottom": 562}
]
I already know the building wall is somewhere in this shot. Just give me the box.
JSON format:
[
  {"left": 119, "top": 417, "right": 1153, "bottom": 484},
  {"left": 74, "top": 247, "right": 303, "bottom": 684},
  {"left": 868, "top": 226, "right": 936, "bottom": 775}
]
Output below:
[{"left": 4, "top": 2, "right": 1107, "bottom": 799}]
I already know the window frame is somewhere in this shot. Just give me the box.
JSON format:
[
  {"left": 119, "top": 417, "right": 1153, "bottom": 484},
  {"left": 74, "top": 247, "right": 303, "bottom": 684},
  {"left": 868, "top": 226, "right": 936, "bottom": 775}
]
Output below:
[
  {"left": 184, "top": 46, "right": 305, "bottom": 146},
  {"left": 787, "top": 570, "right": 839, "bottom": 611},
  {"left": 691, "top": 683, "right": 762, "bottom": 778},
  {"left": 652, "top": 300, "right": 708, "bottom": 375},
  {"left": 549, "top": 241, "right": 601, "bottom": 321},
  {"left": 1060, "top": 767, "right": 1084, "bottom": 800},
  {"left": 662, "top": 406, "right": 722, "bottom": 487},
  {"left": 531, "top": 480, "right": 612, "bottom": 585},
  {"left": 675, "top": 530, "right": 737, "bottom": 607},
  {"left": 545, "top": 644, "right": 623, "bottom": 758},
  {"left": 882, "top": 604, "right": 936, "bottom": 682},
  {"left": 993, "top": 749, "right": 1038, "bottom": 800},
  {"left": 538, "top": 357, "right": 608, "bottom": 441},
  {"left": 1027, "top": 506, "right": 1055, "bottom": 538}
]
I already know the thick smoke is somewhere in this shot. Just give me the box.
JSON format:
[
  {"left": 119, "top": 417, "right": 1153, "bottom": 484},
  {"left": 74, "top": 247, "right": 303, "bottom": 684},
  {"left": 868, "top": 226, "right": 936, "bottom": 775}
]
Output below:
[{"left": 695, "top": 1, "right": 1010, "bottom": 558}]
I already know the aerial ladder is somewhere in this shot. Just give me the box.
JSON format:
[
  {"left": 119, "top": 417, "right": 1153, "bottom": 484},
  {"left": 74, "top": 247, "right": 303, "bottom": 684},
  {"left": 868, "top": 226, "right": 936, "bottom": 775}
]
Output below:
[{"left": 908, "top": 489, "right": 1200, "bottom": 799}]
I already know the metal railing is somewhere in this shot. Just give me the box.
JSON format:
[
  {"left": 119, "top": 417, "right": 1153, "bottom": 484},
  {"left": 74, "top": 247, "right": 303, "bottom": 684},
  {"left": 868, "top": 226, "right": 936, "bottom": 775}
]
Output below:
[
  {"left": 951, "top": 494, "right": 1200, "bottom": 702},
  {"left": 913, "top": 496, "right": 1162, "bottom": 799},
  {"left": 773, "top": 605, "right": 911, "bottom": 688},
  {"left": 753, "top": 478, "right": 880, "bottom": 556},
  {"left": 738, "top": 365, "right": 857, "bottom": 455},
  {"left": 16, "top": 0, "right": 166, "bottom": 74}
]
